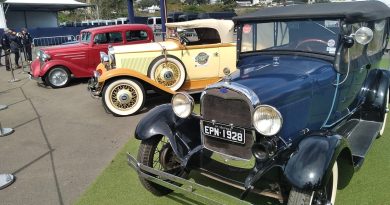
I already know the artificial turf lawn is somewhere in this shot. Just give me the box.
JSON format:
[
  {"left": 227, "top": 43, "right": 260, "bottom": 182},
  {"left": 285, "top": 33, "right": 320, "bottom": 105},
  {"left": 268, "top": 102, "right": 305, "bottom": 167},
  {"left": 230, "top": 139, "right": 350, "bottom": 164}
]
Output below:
[{"left": 76, "top": 104, "right": 390, "bottom": 205}]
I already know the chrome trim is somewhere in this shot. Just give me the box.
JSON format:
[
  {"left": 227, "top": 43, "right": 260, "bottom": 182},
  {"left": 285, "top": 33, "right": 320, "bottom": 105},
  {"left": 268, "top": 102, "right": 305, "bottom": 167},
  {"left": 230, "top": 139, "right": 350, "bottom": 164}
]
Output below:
[{"left": 201, "top": 82, "right": 260, "bottom": 107}]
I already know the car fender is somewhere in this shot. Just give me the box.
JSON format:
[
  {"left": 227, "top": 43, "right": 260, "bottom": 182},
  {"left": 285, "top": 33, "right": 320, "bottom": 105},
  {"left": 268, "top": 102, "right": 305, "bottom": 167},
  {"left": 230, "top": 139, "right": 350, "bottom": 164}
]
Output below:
[
  {"left": 134, "top": 104, "right": 201, "bottom": 160},
  {"left": 283, "top": 133, "right": 350, "bottom": 190},
  {"left": 99, "top": 67, "right": 176, "bottom": 95},
  {"left": 39, "top": 59, "right": 91, "bottom": 77},
  {"left": 362, "top": 69, "right": 390, "bottom": 121}
]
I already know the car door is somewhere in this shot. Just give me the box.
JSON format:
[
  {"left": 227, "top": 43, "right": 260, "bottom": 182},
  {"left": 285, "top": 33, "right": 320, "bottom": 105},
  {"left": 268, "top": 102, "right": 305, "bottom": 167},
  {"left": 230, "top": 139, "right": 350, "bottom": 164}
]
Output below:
[
  {"left": 180, "top": 45, "right": 220, "bottom": 80},
  {"left": 89, "top": 31, "right": 124, "bottom": 71}
]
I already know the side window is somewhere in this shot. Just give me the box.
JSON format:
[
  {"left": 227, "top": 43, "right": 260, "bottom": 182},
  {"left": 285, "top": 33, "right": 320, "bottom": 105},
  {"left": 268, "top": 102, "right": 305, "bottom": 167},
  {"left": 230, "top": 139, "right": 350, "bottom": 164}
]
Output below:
[
  {"left": 126, "top": 30, "right": 148, "bottom": 42},
  {"left": 94, "top": 32, "right": 123, "bottom": 44},
  {"left": 108, "top": 32, "right": 123, "bottom": 43},
  {"left": 94, "top": 33, "right": 108, "bottom": 44},
  {"left": 367, "top": 20, "right": 386, "bottom": 56}
]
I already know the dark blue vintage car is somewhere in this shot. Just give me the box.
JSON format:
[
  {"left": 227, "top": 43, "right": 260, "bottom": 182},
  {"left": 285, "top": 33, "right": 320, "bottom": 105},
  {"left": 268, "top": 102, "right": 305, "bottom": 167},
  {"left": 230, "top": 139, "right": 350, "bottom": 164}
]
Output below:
[{"left": 128, "top": 2, "right": 390, "bottom": 205}]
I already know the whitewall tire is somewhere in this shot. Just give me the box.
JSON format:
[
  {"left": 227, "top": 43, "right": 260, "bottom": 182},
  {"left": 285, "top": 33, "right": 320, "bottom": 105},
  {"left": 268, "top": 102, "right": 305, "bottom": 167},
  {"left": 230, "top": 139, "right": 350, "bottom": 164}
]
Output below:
[
  {"left": 102, "top": 79, "right": 145, "bottom": 116},
  {"left": 288, "top": 162, "right": 338, "bottom": 205},
  {"left": 149, "top": 57, "right": 186, "bottom": 91}
]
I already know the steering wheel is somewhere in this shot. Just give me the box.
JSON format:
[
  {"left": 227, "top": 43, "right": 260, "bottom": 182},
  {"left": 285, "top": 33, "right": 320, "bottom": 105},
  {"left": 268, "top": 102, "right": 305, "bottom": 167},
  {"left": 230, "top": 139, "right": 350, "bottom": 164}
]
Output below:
[
  {"left": 179, "top": 35, "right": 190, "bottom": 45},
  {"left": 295, "top": 39, "right": 328, "bottom": 51}
]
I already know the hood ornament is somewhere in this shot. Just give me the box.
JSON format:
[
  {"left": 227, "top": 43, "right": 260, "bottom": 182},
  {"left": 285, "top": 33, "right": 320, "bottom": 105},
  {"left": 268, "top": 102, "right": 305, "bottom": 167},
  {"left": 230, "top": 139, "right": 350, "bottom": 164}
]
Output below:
[
  {"left": 273, "top": 56, "right": 280, "bottom": 66},
  {"left": 223, "top": 67, "right": 231, "bottom": 83}
]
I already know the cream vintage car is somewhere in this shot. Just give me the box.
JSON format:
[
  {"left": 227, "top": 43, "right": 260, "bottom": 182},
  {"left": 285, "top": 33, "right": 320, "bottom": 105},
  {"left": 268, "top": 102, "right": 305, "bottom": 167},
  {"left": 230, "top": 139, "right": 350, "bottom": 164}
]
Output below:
[{"left": 88, "top": 19, "right": 236, "bottom": 116}]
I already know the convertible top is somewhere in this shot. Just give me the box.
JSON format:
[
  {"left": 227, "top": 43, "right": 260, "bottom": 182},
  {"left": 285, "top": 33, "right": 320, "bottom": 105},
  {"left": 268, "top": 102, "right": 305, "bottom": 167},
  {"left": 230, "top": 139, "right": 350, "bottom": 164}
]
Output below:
[
  {"left": 166, "top": 19, "right": 234, "bottom": 43},
  {"left": 234, "top": 1, "right": 390, "bottom": 23}
]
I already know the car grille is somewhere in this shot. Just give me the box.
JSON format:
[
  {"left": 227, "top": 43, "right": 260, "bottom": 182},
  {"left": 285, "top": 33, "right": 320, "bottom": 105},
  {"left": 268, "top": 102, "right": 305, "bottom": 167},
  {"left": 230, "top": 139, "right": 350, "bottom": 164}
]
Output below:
[{"left": 201, "top": 88, "right": 254, "bottom": 160}]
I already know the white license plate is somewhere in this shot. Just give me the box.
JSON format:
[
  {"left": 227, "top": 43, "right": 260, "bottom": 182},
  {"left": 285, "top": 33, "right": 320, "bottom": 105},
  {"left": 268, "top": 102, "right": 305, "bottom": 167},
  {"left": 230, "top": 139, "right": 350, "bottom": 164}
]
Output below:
[{"left": 202, "top": 121, "right": 245, "bottom": 144}]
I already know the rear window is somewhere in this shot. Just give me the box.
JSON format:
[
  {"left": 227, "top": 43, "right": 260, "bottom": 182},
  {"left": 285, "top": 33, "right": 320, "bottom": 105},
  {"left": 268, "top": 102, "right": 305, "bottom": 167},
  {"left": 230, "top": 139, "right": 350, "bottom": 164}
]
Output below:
[{"left": 147, "top": 19, "right": 154, "bottom": 24}]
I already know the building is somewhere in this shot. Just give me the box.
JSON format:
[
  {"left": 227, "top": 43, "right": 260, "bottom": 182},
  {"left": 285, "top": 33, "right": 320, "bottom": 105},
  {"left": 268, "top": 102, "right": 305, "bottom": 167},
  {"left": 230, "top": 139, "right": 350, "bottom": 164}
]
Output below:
[{"left": 0, "top": 0, "right": 89, "bottom": 29}]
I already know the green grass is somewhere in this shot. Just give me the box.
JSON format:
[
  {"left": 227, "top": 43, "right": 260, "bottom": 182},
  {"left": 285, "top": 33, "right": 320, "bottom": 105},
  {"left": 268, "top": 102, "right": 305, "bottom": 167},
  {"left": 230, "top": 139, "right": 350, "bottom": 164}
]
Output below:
[{"left": 76, "top": 104, "right": 390, "bottom": 205}]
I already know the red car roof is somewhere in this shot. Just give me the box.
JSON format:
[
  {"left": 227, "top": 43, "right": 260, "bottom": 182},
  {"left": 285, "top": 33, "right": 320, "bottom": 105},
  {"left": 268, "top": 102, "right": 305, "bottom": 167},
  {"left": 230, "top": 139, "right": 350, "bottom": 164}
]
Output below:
[{"left": 81, "top": 24, "right": 151, "bottom": 33}]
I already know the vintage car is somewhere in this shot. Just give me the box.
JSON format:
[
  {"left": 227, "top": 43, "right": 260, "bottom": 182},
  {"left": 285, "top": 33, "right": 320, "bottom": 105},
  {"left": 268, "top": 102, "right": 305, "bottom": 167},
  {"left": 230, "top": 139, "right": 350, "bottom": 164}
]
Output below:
[
  {"left": 128, "top": 2, "right": 390, "bottom": 205},
  {"left": 30, "top": 24, "right": 154, "bottom": 88},
  {"left": 88, "top": 19, "right": 236, "bottom": 116}
]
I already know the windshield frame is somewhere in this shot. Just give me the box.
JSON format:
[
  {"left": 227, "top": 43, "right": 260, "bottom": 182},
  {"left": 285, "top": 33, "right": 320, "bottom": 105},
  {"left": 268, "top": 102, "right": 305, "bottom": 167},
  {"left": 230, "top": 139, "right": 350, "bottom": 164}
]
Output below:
[
  {"left": 80, "top": 31, "right": 92, "bottom": 44},
  {"left": 237, "top": 18, "right": 342, "bottom": 59}
]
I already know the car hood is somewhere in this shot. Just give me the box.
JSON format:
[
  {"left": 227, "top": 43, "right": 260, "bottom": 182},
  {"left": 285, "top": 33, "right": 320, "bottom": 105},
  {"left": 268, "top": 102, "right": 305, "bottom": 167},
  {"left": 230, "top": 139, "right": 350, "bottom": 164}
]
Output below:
[
  {"left": 40, "top": 43, "right": 89, "bottom": 54},
  {"left": 111, "top": 40, "right": 180, "bottom": 54},
  {"left": 231, "top": 55, "right": 335, "bottom": 106}
]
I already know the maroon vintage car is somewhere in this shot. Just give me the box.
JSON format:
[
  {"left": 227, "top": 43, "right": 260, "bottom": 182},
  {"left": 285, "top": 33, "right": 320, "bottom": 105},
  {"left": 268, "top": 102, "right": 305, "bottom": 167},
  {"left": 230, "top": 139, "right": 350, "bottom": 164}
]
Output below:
[{"left": 30, "top": 24, "right": 154, "bottom": 88}]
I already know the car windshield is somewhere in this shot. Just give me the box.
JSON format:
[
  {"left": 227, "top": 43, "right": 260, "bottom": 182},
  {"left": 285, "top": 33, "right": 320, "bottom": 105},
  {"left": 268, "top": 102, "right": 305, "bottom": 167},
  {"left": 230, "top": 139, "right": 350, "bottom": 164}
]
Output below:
[
  {"left": 240, "top": 19, "right": 341, "bottom": 56},
  {"left": 81, "top": 32, "right": 92, "bottom": 44}
]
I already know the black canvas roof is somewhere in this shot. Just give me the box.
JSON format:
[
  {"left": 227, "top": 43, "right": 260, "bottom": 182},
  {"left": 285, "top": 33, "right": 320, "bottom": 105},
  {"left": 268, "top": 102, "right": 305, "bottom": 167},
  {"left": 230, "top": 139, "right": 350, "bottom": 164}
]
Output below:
[{"left": 234, "top": 1, "right": 390, "bottom": 23}]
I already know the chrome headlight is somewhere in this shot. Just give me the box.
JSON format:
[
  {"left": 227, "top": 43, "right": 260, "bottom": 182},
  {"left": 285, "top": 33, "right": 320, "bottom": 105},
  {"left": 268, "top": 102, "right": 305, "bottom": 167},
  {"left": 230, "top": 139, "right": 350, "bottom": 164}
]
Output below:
[
  {"left": 41, "top": 53, "right": 51, "bottom": 61},
  {"left": 100, "top": 52, "right": 109, "bottom": 63},
  {"left": 172, "top": 93, "right": 194, "bottom": 118},
  {"left": 253, "top": 105, "right": 282, "bottom": 136}
]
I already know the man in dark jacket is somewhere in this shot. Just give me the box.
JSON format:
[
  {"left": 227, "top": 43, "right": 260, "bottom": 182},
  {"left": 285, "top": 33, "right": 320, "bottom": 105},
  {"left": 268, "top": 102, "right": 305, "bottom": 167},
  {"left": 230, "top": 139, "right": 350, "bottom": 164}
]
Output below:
[
  {"left": 9, "top": 30, "right": 21, "bottom": 68},
  {"left": 1, "top": 28, "right": 11, "bottom": 70},
  {"left": 21, "top": 28, "right": 32, "bottom": 62}
]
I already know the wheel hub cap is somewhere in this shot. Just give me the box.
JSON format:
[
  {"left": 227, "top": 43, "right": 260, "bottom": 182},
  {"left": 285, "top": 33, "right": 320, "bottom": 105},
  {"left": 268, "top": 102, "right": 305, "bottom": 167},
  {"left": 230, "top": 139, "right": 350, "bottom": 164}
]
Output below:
[
  {"left": 116, "top": 89, "right": 132, "bottom": 104},
  {"left": 51, "top": 70, "right": 67, "bottom": 86},
  {"left": 110, "top": 84, "right": 137, "bottom": 110},
  {"left": 155, "top": 62, "right": 181, "bottom": 87}
]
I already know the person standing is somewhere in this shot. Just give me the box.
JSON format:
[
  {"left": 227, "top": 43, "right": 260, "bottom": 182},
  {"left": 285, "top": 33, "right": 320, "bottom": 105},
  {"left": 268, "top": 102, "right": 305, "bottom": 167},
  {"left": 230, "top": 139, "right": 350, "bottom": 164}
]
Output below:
[
  {"left": 1, "top": 28, "right": 11, "bottom": 71},
  {"left": 9, "top": 30, "right": 21, "bottom": 68},
  {"left": 21, "top": 28, "right": 32, "bottom": 63}
]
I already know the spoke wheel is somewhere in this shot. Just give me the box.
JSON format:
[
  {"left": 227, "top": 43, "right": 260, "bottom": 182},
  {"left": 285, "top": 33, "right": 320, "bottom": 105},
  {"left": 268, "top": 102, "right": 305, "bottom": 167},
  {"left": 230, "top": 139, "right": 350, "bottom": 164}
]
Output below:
[
  {"left": 137, "top": 136, "right": 188, "bottom": 196},
  {"left": 288, "top": 162, "right": 338, "bottom": 205},
  {"left": 149, "top": 56, "right": 186, "bottom": 91},
  {"left": 102, "top": 79, "right": 145, "bottom": 116},
  {"left": 45, "top": 67, "right": 70, "bottom": 88},
  {"left": 379, "top": 89, "right": 389, "bottom": 136}
]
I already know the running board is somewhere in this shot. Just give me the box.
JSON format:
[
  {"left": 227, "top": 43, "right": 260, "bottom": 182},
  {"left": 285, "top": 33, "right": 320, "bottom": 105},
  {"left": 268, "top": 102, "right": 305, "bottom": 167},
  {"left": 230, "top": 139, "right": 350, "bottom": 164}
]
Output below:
[{"left": 345, "top": 120, "right": 381, "bottom": 169}]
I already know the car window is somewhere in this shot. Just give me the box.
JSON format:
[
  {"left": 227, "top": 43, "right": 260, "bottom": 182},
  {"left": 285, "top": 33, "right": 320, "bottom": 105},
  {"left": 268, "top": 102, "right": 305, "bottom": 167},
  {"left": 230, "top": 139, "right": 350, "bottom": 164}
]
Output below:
[
  {"left": 156, "top": 18, "right": 161, "bottom": 24},
  {"left": 368, "top": 20, "right": 387, "bottom": 56},
  {"left": 81, "top": 32, "right": 91, "bottom": 44},
  {"left": 126, "top": 30, "right": 148, "bottom": 42},
  {"left": 94, "top": 32, "right": 123, "bottom": 44},
  {"left": 241, "top": 20, "right": 340, "bottom": 55},
  {"left": 147, "top": 19, "right": 154, "bottom": 25}
]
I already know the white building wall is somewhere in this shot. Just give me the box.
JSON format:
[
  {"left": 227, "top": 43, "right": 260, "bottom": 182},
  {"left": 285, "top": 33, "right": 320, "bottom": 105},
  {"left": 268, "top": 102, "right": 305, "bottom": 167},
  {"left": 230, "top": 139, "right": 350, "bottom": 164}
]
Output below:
[{"left": 6, "top": 11, "right": 57, "bottom": 29}]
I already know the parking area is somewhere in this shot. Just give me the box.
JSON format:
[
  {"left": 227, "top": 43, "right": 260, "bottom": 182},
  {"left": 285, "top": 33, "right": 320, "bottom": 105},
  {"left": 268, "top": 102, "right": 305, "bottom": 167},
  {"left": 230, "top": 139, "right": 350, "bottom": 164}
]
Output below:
[{"left": 0, "top": 64, "right": 162, "bottom": 205}]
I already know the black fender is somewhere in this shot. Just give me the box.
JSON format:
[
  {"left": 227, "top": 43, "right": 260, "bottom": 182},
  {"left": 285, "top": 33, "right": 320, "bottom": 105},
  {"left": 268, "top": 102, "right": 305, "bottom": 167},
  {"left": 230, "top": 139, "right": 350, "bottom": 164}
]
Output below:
[
  {"left": 362, "top": 69, "right": 390, "bottom": 121},
  {"left": 283, "top": 133, "right": 350, "bottom": 190},
  {"left": 134, "top": 104, "right": 201, "bottom": 160}
]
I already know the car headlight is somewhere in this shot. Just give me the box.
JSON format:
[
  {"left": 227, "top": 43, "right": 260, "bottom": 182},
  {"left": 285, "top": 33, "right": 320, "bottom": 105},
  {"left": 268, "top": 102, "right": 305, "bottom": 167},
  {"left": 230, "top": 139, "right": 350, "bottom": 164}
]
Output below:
[
  {"left": 253, "top": 105, "right": 282, "bottom": 136},
  {"left": 42, "top": 53, "right": 51, "bottom": 61},
  {"left": 172, "top": 92, "right": 194, "bottom": 118},
  {"left": 100, "top": 52, "right": 109, "bottom": 63}
]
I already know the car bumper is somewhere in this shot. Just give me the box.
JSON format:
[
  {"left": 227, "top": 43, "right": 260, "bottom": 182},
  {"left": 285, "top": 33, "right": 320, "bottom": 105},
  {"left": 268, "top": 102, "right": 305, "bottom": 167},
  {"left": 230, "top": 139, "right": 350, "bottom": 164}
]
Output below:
[
  {"left": 127, "top": 153, "right": 252, "bottom": 205},
  {"left": 87, "top": 71, "right": 102, "bottom": 97}
]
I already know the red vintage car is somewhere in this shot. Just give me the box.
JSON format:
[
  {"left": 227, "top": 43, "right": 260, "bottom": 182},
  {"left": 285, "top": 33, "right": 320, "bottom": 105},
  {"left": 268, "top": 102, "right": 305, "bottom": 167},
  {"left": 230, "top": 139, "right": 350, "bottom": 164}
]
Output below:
[{"left": 30, "top": 24, "right": 154, "bottom": 88}]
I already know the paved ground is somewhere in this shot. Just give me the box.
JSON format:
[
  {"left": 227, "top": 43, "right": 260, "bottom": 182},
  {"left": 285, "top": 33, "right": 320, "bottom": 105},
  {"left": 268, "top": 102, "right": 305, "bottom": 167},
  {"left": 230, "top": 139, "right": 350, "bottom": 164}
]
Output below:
[{"left": 0, "top": 62, "right": 168, "bottom": 204}]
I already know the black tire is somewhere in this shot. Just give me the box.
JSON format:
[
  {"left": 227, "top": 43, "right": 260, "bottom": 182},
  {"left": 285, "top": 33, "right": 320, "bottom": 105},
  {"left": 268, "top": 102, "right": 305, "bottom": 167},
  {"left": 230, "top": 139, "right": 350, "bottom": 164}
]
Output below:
[
  {"left": 45, "top": 66, "right": 70, "bottom": 88},
  {"left": 102, "top": 78, "right": 145, "bottom": 116},
  {"left": 288, "top": 162, "right": 338, "bottom": 205},
  {"left": 137, "top": 136, "right": 188, "bottom": 196}
]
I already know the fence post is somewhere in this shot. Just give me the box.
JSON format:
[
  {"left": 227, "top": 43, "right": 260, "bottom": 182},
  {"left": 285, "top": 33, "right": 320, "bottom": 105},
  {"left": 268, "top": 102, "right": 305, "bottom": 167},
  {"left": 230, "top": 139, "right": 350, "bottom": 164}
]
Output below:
[{"left": 0, "top": 105, "right": 14, "bottom": 137}]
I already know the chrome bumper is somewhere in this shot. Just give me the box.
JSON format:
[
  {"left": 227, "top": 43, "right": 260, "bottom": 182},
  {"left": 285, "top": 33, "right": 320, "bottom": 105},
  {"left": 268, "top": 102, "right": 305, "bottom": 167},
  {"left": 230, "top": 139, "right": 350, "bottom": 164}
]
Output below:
[
  {"left": 87, "top": 72, "right": 101, "bottom": 97},
  {"left": 127, "top": 153, "right": 251, "bottom": 205},
  {"left": 28, "top": 72, "right": 44, "bottom": 84}
]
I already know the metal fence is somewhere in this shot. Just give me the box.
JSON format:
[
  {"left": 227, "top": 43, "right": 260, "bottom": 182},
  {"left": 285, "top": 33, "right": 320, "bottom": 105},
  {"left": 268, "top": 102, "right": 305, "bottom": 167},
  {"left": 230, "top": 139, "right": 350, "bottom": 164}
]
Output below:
[{"left": 32, "top": 35, "right": 78, "bottom": 47}]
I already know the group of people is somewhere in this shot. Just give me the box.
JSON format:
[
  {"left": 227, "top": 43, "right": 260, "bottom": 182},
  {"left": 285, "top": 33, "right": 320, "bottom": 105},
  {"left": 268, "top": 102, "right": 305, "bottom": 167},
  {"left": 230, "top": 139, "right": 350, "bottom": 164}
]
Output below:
[{"left": 0, "top": 28, "right": 32, "bottom": 71}]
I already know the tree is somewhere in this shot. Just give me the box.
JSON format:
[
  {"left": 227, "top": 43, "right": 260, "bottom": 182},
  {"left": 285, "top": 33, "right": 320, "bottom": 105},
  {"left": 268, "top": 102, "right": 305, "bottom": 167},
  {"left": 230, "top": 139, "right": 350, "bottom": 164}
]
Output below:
[{"left": 138, "top": 0, "right": 159, "bottom": 8}]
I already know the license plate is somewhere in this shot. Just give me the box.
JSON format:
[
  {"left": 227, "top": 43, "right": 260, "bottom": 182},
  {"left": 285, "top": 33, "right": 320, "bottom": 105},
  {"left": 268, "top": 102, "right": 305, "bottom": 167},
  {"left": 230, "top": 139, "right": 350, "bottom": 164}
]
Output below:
[{"left": 202, "top": 121, "right": 245, "bottom": 144}]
